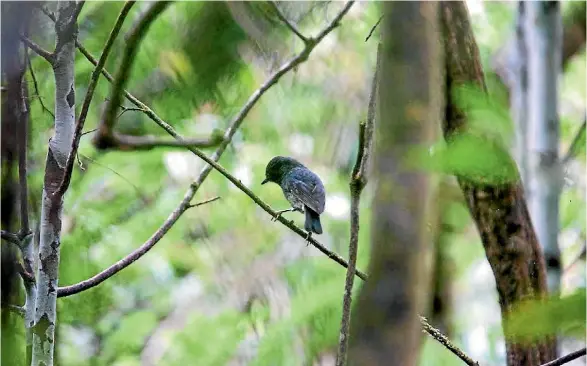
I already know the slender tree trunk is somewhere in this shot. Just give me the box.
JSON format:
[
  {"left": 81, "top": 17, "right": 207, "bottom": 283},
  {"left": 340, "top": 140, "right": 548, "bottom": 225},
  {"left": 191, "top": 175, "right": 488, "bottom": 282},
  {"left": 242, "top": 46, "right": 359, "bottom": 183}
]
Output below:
[
  {"left": 525, "top": 1, "right": 563, "bottom": 295},
  {"left": 31, "top": 2, "right": 77, "bottom": 365},
  {"left": 440, "top": 2, "right": 557, "bottom": 365},
  {"left": 349, "top": 2, "right": 441, "bottom": 365},
  {"left": 512, "top": 2, "right": 529, "bottom": 185}
]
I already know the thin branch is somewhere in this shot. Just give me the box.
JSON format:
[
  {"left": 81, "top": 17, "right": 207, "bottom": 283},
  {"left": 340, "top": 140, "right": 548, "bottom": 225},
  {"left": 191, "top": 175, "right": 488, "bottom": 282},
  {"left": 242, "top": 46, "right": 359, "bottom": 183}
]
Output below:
[
  {"left": 56, "top": 191, "right": 220, "bottom": 297},
  {"left": 1, "top": 230, "right": 21, "bottom": 247},
  {"left": 94, "top": 0, "right": 359, "bottom": 274},
  {"left": 57, "top": 1, "right": 361, "bottom": 299},
  {"left": 73, "top": 1, "right": 86, "bottom": 21},
  {"left": 26, "top": 51, "right": 55, "bottom": 119},
  {"left": 365, "top": 15, "right": 383, "bottom": 42},
  {"left": 2, "top": 304, "right": 25, "bottom": 318},
  {"left": 187, "top": 196, "right": 220, "bottom": 208},
  {"left": 117, "top": 106, "right": 144, "bottom": 119},
  {"left": 562, "top": 118, "right": 586, "bottom": 165},
  {"left": 336, "top": 44, "right": 379, "bottom": 366},
  {"left": 81, "top": 128, "right": 98, "bottom": 137},
  {"left": 20, "top": 36, "right": 54, "bottom": 64},
  {"left": 18, "top": 57, "right": 31, "bottom": 237},
  {"left": 420, "top": 316, "right": 479, "bottom": 366},
  {"left": 113, "top": 133, "right": 224, "bottom": 150},
  {"left": 55, "top": 1, "right": 137, "bottom": 197},
  {"left": 539, "top": 348, "right": 586, "bottom": 366},
  {"left": 270, "top": 1, "right": 309, "bottom": 43},
  {"left": 96, "top": 1, "right": 172, "bottom": 143},
  {"left": 78, "top": 153, "right": 145, "bottom": 199}
]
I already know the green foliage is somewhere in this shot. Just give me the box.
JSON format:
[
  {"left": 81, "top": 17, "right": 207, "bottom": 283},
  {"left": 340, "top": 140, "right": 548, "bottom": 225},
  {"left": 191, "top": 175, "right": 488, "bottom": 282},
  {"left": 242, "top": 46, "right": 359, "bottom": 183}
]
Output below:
[
  {"left": 101, "top": 310, "right": 159, "bottom": 363},
  {"left": 429, "top": 133, "right": 518, "bottom": 184},
  {"left": 18, "top": 1, "right": 586, "bottom": 366},
  {"left": 162, "top": 311, "right": 250, "bottom": 366},
  {"left": 506, "top": 289, "right": 587, "bottom": 342}
]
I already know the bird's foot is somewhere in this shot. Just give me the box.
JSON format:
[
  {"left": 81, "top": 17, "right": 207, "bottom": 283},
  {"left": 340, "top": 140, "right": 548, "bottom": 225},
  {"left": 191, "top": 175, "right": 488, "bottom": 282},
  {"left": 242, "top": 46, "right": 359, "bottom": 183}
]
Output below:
[
  {"left": 271, "top": 208, "right": 295, "bottom": 222},
  {"left": 305, "top": 232, "right": 312, "bottom": 246}
]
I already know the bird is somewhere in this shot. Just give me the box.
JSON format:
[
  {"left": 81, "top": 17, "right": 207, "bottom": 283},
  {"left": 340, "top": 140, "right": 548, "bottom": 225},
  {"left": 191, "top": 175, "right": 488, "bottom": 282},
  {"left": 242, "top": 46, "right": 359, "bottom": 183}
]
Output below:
[{"left": 261, "top": 156, "right": 325, "bottom": 241}]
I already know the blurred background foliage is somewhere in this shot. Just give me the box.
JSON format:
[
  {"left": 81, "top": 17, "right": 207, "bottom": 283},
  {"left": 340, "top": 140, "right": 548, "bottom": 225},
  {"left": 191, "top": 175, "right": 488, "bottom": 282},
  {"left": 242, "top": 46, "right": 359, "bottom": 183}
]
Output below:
[{"left": 18, "top": 1, "right": 585, "bottom": 365}]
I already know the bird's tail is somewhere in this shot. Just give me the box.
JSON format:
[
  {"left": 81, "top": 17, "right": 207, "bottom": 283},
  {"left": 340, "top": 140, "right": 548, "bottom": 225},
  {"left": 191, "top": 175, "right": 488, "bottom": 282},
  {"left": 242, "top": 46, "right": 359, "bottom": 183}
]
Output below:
[{"left": 304, "top": 207, "right": 323, "bottom": 234}]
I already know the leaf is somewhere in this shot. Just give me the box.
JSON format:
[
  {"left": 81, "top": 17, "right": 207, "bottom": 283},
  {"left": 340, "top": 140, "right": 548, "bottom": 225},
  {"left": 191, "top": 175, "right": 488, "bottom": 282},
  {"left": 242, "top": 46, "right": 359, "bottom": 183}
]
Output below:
[
  {"left": 506, "top": 289, "right": 586, "bottom": 342},
  {"left": 429, "top": 133, "right": 519, "bottom": 184}
]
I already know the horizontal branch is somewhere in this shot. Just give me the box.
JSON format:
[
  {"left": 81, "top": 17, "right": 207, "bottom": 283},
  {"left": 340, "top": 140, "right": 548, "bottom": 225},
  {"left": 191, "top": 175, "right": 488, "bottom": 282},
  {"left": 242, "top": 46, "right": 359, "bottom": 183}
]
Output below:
[
  {"left": 111, "top": 131, "right": 224, "bottom": 150},
  {"left": 539, "top": 347, "right": 586, "bottom": 366},
  {"left": 56, "top": 195, "right": 220, "bottom": 297},
  {"left": 20, "top": 36, "right": 54, "bottom": 64}
]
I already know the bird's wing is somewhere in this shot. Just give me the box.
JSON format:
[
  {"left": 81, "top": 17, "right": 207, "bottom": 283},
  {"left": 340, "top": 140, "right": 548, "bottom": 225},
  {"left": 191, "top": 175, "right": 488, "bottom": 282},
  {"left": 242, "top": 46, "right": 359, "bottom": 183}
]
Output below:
[{"left": 284, "top": 169, "right": 325, "bottom": 214}]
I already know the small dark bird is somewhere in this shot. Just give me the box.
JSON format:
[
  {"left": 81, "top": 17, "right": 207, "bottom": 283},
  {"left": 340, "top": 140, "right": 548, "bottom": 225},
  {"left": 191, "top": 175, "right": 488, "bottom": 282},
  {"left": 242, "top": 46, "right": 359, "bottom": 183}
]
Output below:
[{"left": 262, "top": 156, "right": 326, "bottom": 239}]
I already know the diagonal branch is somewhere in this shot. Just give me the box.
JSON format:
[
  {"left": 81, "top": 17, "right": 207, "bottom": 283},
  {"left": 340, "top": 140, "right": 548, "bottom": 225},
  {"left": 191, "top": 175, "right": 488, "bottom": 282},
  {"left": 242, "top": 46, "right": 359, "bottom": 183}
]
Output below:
[
  {"left": 56, "top": 195, "right": 220, "bottom": 297},
  {"left": 1, "top": 230, "right": 20, "bottom": 247},
  {"left": 94, "top": 1, "right": 172, "bottom": 147},
  {"left": 20, "top": 36, "right": 54, "bottom": 64},
  {"left": 336, "top": 43, "right": 379, "bottom": 366},
  {"left": 55, "top": 1, "right": 136, "bottom": 197},
  {"left": 57, "top": 1, "right": 363, "bottom": 299},
  {"left": 26, "top": 51, "right": 55, "bottom": 119},
  {"left": 269, "top": 1, "right": 309, "bottom": 43},
  {"left": 562, "top": 118, "right": 586, "bottom": 165},
  {"left": 420, "top": 316, "right": 479, "bottom": 366},
  {"left": 539, "top": 347, "right": 586, "bottom": 366}
]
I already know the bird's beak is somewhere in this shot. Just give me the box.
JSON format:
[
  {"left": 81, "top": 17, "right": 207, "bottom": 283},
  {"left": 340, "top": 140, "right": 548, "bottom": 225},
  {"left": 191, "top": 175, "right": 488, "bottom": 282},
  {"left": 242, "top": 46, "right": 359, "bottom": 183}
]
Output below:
[{"left": 261, "top": 178, "right": 269, "bottom": 185}]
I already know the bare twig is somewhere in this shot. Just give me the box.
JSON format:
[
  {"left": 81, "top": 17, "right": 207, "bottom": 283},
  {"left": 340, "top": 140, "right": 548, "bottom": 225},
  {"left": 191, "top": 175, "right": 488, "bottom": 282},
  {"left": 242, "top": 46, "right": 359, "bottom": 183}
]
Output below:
[
  {"left": 57, "top": 1, "right": 361, "bottom": 299},
  {"left": 187, "top": 196, "right": 220, "bottom": 208},
  {"left": 26, "top": 51, "right": 55, "bottom": 119},
  {"left": 55, "top": 1, "right": 137, "bottom": 197},
  {"left": 562, "top": 118, "right": 586, "bottom": 165},
  {"left": 365, "top": 15, "right": 383, "bottom": 42},
  {"left": 539, "top": 347, "right": 586, "bottom": 366},
  {"left": 420, "top": 316, "right": 479, "bottom": 366},
  {"left": 117, "top": 106, "right": 144, "bottom": 119},
  {"left": 270, "top": 1, "right": 309, "bottom": 43},
  {"left": 336, "top": 44, "right": 379, "bottom": 366},
  {"left": 81, "top": 128, "right": 98, "bottom": 137},
  {"left": 20, "top": 36, "right": 54, "bottom": 64},
  {"left": 56, "top": 191, "right": 219, "bottom": 297},
  {"left": 18, "top": 64, "right": 31, "bottom": 237},
  {"left": 77, "top": 153, "right": 145, "bottom": 199},
  {"left": 96, "top": 1, "right": 172, "bottom": 145}
]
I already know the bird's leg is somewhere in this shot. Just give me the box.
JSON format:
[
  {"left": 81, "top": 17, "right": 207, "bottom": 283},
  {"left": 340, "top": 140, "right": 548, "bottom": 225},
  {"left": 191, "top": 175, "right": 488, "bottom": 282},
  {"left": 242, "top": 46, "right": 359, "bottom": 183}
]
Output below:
[
  {"left": 271, "top": 207, "right": 297, "bottom": 222},
  {"left": 305, "top": 232, "right": 312, "bottom": 246}
]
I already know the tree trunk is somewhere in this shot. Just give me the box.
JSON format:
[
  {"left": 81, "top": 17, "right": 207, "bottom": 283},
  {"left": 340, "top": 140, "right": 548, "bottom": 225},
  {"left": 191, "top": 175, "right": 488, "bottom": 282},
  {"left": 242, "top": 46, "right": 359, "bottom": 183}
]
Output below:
[
  {"left": 440, "top": 2, "right": 557, "bottom": 365},
  {"left": 349, "top": 2, "right": 441, "bottom": 365},
  {"left": 31, "top": 2, "right": 77, "bottom": 365},
  {"left": 525, "top": 1, "right": 563, "bottom": 295}
]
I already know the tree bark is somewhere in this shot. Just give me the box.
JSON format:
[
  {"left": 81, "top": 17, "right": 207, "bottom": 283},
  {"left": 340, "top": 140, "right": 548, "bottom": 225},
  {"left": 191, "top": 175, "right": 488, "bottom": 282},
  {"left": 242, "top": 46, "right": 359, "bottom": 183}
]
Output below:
[
  {"left": 31, "top": 2, "right": 78, "bottom": 365},
  {"left": 349, "top": 2, "right": 441, "bottom": 365},
  {"left": 440, "top": 2, "right": 557, "bottom": 365}
]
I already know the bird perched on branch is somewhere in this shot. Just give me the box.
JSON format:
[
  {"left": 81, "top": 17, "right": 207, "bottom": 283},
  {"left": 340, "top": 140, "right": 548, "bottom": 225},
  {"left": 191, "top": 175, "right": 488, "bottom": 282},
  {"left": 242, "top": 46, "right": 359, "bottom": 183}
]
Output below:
[{"left": 262, "top": 156, "right": 325, "bottom": 240}]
